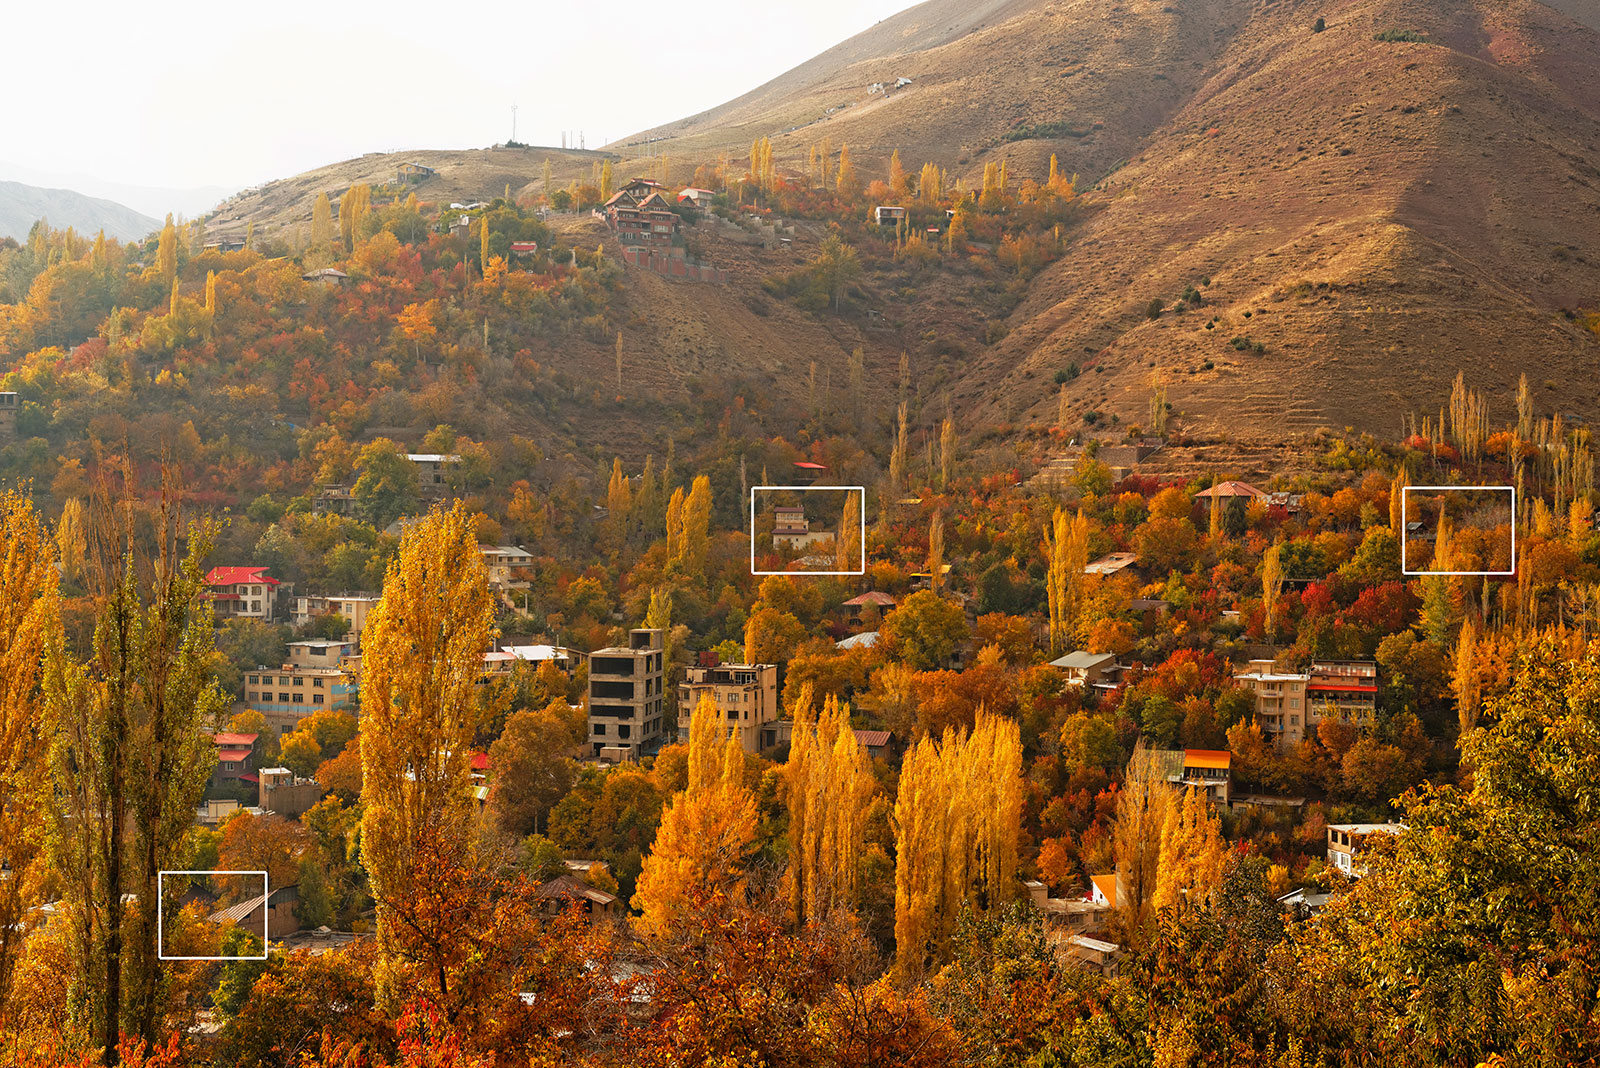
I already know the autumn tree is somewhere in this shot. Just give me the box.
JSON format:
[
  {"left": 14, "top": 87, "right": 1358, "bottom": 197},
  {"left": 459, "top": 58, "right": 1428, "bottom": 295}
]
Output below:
[
  {"left": 352, "top": 438, "right": 420, "bottom": 529},
  {"left": 1151, "top": 787, "right": 1227, "bottom": 911},
  {"left": 310, "top": 193, "right": 334, "bottom": 253},
  {"left": 893, "top": 711, "right": 1023, "bottom": 980},
  {"left": 1261, "top": 539, "right": 1285, "bottom": 642},
  {"left": 633, "top": 694, "right": 758, "bottom": 936},
  {"left": 888, "top": 150, "right": 910, "bottom": 198},
  {"left": 784, "top": 691, "right": 876, "bottom": 925},
  {"left": 488, "top": 699, "right": 579, "bottom": 837},
  {"left": 359, "top": 504, "right": 497, "bottom": 1007},
  {"left": 0, "top": 492, "right": 58, "bottom": 1026},
  {"left": 156, "top": 215, "right": 177, "bottom": 284},
  {"left": 813, "top": 235, "right": 862, "bottom": 313},
  {"left": 881, "top": 589, "right": 968, "bottom": 671},
  {"left": 836, "top": 490, "right": 861, "bottom": 573},
  {"left": 927, "top": 511, "right": 944, "bottom": 595},
  {"left": 1042, "top": 508, "right": 1090, "bottom": 654},
  {"left": 1112, "top": 742, "right": 1176, "bottom": 932},
  {"left": 836, "top": 143, "right": 859, "bottom": 200},
  {"left": 44, "top": 490, "right": 222, "bottom": 1059}
]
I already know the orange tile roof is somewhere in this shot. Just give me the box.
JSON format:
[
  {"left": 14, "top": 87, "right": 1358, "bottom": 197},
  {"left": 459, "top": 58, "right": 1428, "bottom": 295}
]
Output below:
[
  {"left": 1183, "top": 749, "right": 1232, "bottom": 770},
  {"left": 1091, "top": 873, "right": 1117, "bottom": 908}
]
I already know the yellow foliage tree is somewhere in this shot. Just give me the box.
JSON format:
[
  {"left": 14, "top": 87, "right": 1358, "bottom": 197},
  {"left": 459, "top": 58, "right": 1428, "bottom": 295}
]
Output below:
[
  {"left": 1152, "top": 786, "right": 1228, "bottom": 911},
  {"left": 1113, "top": 743, "right": 1177, "bottom": 930},
  {"left": 889, "top": 150, "right": 910, "bottom": 198},
  {"left": 784, "top": 689, "right": 876, "bottom": 925},
  {"left": 837, "top": 490, "right": 861, "bottom": 573},
  {"left": 892, "top": 710, "right": 1022, "bottom": 980},
  {"left": 0, "top": 491, "right": 58, "bottom": 1023},
  {"left": 156, "top": 214, "right": 177, "bottom": 284},
  {"left": 633, "top": 694, "right": 757, "bottom": 936},
  {"left": 311, "top": 193, "right": 334, "bottom": 253},
  {"left": 358, "top": 503, "right": 497, "bottom": 1006},
  {"left": 918, "top": 161, "right": 943, "bottom": 203},
  {"left": 836, "top": 144, "right": 859, "bottom": 200}
]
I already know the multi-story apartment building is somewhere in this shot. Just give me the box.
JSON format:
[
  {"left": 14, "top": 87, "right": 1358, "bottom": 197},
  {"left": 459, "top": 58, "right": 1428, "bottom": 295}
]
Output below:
[
  {"left": 1306, "top": 660, "right": 1379, "bottom": 728},
  {"left": 1236, "top": 659, "right": 1381, "bottom": 750},
  {"left": 1233, "top": 660, "right": 1310, "bottom": 749},
  {"left": 587, "top": 628, "right": 666, "bottom": 762},
  {"left": 243, "top": 639, "right": 359, "bottom": 733},
  {"left": 678, "top": 663, "right": 779, "bottom": 754}
]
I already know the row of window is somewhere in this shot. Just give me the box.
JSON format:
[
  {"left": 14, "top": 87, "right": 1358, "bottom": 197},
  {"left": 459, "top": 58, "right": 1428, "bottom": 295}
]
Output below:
[
  {"left": 247, "top": 674, "right": 330, "bottom": 688},
  {"left": 249, "top": 692, "right": 327, "bottom": 705}
]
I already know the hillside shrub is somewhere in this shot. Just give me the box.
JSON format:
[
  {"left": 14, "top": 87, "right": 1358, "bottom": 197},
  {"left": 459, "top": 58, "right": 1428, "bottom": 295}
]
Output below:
[
  {"left": 1313, "top": 17, "right": 1326, "bottom": 32},
  {"left": 1147, "top": 299, "right": 1165, "bottom": 319},
  {"left": 1374, "top": 28, "right": 1426, "bottom": 42}
]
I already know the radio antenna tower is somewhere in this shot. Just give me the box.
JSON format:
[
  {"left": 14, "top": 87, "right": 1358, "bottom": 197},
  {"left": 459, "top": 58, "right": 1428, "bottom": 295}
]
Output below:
[{"left": 510, "top": 104, "right": 518, "bottom": 143}]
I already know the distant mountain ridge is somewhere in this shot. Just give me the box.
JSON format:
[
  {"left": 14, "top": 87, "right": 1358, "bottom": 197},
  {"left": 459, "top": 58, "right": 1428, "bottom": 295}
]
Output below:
[{"left": 0, "top": 180, "right": 158, "bottom": 243}]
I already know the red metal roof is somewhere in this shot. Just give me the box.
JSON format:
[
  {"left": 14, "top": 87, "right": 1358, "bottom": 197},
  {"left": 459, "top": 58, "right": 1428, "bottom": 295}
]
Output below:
[
  {"left": 217, "top": 748, "right": 254, "bottom": 762},
  {"left": 853, "top": 729, "right": 893, "bottom": 748},
  {"left": 1307, "top": 683, "right": 1378, "bottom": 693},
  {"left": 205, "top": 566, "right": 278, "bottom": 587},
  {"left": 211, "top": 732, "right": 259, "bottom": 747},
  {"left": 793, "top": 461, "right": 828, "bottom": 470},
  {"left": 844, "top": 592, "right": 896, "bottom": 607}
]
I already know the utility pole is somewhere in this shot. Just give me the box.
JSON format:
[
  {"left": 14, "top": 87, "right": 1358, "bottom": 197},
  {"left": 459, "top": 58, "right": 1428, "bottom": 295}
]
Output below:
[{"left": 511, "top": 103, "right": 518, "bottom": 143}]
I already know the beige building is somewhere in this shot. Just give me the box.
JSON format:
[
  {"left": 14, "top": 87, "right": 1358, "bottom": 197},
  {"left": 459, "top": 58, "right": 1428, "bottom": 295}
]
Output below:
[
  {"left": 244, "top": 640, "right": 358, "bottom": 733},
  {"left": 678, "top": 663, "right": 779, "bottom": 754},
  {"left": 1234, "top": 660, "right": 1310, "bottom": 749},
  {"left": 587, "top": 629, "right": 666, "bottom": 761}
]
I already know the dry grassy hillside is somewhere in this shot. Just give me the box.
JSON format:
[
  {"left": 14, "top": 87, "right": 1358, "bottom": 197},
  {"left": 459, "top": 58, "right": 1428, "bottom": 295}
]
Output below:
[
  {"left": 203, "top": 145, "right": 614, "bottom": 240},
  {"left": 202, "top": 0, "right": 1600, "bottom": 448},
  {"left": 616, "top": 0, "right": 1600, "bottom": 441},
  {"left": 966, "top": 0, "right": 1600, "bottom": 439}
]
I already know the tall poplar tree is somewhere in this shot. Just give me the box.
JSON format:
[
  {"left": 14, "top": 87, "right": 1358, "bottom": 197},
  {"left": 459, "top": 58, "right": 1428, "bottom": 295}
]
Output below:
[
  {"left": 310, "top": 193, "right": 334, "bottom": 253},
  {"left": 633, "top": 695, "right": 757, "bottom": 936},
  {"left": 156, "top": 215, "right": 177, "bottom": 284},
  {"left": 0, "top": 492, "right": 58, "bottom": 1026},
  {"left": 44, "top": 488, "right": 221, "bottom": 1060},
  {"left": 893, "top": 711, "right": 1022, "bottom": 980},
  {"left": 784, "top": 690, "right": 874, "bottom": 925},
  {"left": 359, "top": 503, "right": 496, "bottom": 1007}
]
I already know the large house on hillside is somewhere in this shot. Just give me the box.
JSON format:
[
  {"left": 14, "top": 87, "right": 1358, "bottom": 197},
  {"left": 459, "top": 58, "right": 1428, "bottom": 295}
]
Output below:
[
  {"left": 601, "top": 179, "right": 679, "bottom": 247},
  {"left": 205, "top": 567, "right": 280, "bottom": 621}
]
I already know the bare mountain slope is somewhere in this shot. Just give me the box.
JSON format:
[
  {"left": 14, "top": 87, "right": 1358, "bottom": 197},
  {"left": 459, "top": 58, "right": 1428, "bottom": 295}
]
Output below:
[
  {"left": 0, "top": 180, "right": 157, "bottom": 243},
  {"left": 960, "top": 0, "right": 1600, "bottom": 438}
]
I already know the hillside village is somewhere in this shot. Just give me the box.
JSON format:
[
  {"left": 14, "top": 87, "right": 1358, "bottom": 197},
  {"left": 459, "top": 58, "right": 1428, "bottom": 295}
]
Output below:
[{"left": 4, "top": 0, "right": 1600, "bottom": 1063}]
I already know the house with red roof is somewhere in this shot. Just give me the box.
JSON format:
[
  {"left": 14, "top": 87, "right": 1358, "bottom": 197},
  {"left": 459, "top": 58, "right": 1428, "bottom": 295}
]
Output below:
[
  {"left": 209, "top": 732, "right": 260, "bottom": 792},
  {"left": 842, "top": 591, "right": 896, "bottom": 626},
  {"left": 205, "top": 566, "right": 280, "bottom": 621}
]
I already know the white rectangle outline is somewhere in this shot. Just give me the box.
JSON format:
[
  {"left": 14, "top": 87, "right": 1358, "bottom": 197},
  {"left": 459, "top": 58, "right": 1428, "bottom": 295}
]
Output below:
[
  {"left": 158, "top": 869, "right": 269, "bottom": 961},
  {"left": 750, "top": 485, "right": 867, "bottom": 576},
  {"left": 1400, "top": 485, "right": 1516, "bottom": 576}
]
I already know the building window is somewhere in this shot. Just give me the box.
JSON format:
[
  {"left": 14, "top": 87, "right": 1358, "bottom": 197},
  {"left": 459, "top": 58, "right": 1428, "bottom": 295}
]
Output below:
[
  {"left": 593, "top": 723, "right": 606, "bottom": 736},
  {"left": 313, "top": 678, "right": 324, "bottom": 689},
  {"left": 313, "top": 695, "right": 325, "bottom": 705},
  {"left": 279, "top": 693, "right": 290, "bottom": 703},
  {"left": 292, "top": 693, "right": 304, "bottom": 704}
]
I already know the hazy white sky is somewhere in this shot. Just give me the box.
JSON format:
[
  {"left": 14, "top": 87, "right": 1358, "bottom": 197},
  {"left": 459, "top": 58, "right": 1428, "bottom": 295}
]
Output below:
[{"left": 2, "top": 0, "right": 914, "bottom": 211}]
